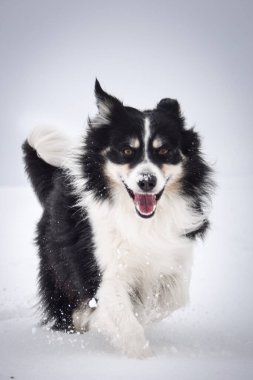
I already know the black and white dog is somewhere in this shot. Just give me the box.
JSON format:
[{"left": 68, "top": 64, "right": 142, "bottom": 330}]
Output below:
[{"left": 23, "top": 80, "right": 213, "bottom": 358}]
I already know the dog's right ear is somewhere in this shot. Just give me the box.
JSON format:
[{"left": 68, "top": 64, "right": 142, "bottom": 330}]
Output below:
[
  {"left": 156, "top": 98, "right": 181, "bottom": 117},
  {"left": 94, "top": 79, "right": 123, "bottom": 124}
]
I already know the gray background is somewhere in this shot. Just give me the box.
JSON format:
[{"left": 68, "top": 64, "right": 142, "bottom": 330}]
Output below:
[{"left": 0, "top": 0, "right": 253, "bottom": 186}]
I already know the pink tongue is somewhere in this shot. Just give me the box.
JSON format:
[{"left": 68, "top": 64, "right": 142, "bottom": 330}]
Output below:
[{"left": 134, "top": 194, "right": 157, "bottom": 216}]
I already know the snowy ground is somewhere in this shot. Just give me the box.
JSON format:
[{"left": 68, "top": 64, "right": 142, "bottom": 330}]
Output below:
[{"left": 0, "top": 177, "right": 253, "bottom": 380}]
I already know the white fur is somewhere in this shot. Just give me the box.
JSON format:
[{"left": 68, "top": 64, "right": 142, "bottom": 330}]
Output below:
[
  {"left": 28, "top": 127, "right": 72, "bottom": 168},
  {"left": 32, "top": 125, "right": 207, "bottom": 357},
  {"left": 90, "top": 97, "right": 115, "bottom": 127},
  {"left": 124, "top": 161, "right": 175, "bottom": 195},
  {"left": 30, "top": 128, "right": 207, "bottom": 357},
  {"left": 105, "top": 157, "right": 185, "bottom": 206},
  {"left": 64, "top": 140, "right": 208, "bottom": 358},
  {"left": 89, "top": 113, "right": 111, "bottom": 127},
  {"left": 144, "top": 117, "right": 151, "bottom": 160},
  {"left": 73, "top": 185, "right": 196, "bottom": 357}
]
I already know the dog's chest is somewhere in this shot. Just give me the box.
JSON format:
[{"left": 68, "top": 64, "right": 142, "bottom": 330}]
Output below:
[
  {"left": 86, "top": 199, "right": 193, "bottom": 324},
  {"left": 86, "top": 199, "right": 192, "bottom": 281}
]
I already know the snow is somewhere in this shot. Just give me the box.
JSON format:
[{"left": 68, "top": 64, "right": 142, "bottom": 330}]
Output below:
[
  {"left": 0, "top": 177, "right": 253, "bottom": 379},
  {"left": 88, "top": 298, "right": 97, "bottom": 309}
]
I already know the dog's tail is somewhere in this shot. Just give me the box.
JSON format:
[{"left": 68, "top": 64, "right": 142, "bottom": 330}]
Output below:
[{"left": 22, "top": 127, "right": 70, "bottom": 206}]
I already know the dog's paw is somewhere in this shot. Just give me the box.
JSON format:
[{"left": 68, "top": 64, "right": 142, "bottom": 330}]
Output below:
[
  {"left": 113, "top": 327, "right": 153, "bottom": 359},
  {"left": 72, "top": 304, "right": 92, "bottom": 332},
  {"left": 123, "top": 339, "right": 153, "bottom": 359}
]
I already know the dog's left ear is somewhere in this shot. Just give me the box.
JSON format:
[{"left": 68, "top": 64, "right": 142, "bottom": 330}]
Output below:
[
  {"left": 156, "top": 98, "right": 181, "bottom": 117},
  {"left": 94, "top": 79, "right": 123, "bottom": 123},
  {"left": 181, "top": 127, "right": 200, "bottom": 155}
]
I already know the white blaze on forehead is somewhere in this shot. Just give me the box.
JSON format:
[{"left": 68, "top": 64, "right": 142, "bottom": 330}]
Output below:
[{"left": 144, "top": 117, "right": 151, "bottom": 159}]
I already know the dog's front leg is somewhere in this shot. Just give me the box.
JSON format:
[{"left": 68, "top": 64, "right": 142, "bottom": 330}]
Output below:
[{"left": 91, "top": 277, "right": 152, "bottom": 358}]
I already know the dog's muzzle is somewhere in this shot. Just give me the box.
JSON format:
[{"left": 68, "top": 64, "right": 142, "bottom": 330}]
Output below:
[{"left": 122, "top": 174, "right": 164, "bottom": 218}]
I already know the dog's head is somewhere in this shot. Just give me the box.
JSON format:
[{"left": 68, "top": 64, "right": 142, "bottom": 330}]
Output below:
[{"left": 83, "top": 80, "right": 209, "bottom": 220}]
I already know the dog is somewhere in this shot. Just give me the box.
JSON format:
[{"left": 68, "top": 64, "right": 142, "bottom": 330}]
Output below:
[{"left": 23, "top": 80, "right": 214, "bottom": 358}]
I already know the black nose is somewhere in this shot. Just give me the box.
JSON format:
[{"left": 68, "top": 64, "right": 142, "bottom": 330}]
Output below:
[{"left": 138, "top": 174, "right": 157, "bottom": 192}]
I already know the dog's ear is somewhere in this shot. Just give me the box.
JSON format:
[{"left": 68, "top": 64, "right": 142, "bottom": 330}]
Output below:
[
  {"left": 156, "top": 98, "right": 181, "bottom": 117},
  {"left": 181, "top": 127, "right": 200, "bottom": 155},
  {"left": 94, "top": 79, "right": 123, "bottom": 123}
]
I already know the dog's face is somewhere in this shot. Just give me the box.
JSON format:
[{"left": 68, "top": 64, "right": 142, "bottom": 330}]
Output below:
[
  {"left": 86, "top": 80, "right": 201, "bottom": 219},
  {"left": 104, "top": 109, "right": 184, "bottom": 219}
]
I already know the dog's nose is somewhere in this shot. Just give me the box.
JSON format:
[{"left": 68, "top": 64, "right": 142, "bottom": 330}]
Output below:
[{"left": 138, "top": 174, "right": 157, "bottom": 192}]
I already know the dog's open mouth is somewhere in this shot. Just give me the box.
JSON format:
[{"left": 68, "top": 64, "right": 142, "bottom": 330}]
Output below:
[
  {"left": 134, "top": 193, "right": 157, "bottom": 218},
  {"left": 123, "top": 183, "right": 164, "bottom": 218}
]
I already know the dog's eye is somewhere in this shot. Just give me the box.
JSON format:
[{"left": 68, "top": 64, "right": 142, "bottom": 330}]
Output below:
[
  {"left": 158, "top": 147, "right": 169, "bottom": 156},
  {"left": 122, "top": 147, "right": 134, "bottom": 157}
]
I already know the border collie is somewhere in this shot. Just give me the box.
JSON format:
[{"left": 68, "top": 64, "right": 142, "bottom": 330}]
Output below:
[{"left": 23, "top": 80, "right": 214, "bottom": 358}]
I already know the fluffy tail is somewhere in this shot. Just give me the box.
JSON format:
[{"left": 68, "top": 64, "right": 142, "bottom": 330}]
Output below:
[{"left": 22, "top": 127, "right": 70, "bottom": 206}]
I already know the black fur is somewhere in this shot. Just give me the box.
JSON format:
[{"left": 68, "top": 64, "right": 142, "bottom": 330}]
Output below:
[
  {"left": 82, "top": 88, "right": 213, "bottom": 238},
  {"left": 23, "top": 143, "right": 101, "bottom": 331},
  {"left": 23, "top": 81, "right": 214, "bottom": 331},
  {"left": 22, "top": 141, "right": 58, "bottom": 205}
]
